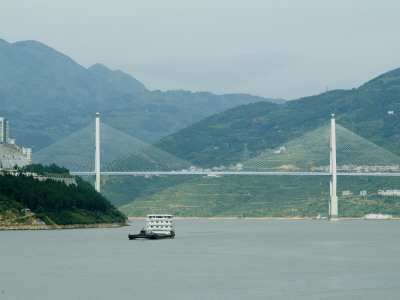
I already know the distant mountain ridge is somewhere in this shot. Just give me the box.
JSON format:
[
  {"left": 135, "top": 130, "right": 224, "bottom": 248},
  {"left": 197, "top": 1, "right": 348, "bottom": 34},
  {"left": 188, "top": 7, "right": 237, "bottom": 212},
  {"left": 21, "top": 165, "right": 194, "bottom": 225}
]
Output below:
[
  {"left": 153, "top": 67, "right": 400, "bottom": 167},
  {"left": 0, "top": 38, "right": 284, "bottom": 150},
  {"left": 111, "top": 67, "right": 400, "bottom": 217},
  {"left": 87, "top": 63, "right": 147, "bottom": 94},
  {"left": 3, "top": 39, "right": 400, "bottom": 218}
]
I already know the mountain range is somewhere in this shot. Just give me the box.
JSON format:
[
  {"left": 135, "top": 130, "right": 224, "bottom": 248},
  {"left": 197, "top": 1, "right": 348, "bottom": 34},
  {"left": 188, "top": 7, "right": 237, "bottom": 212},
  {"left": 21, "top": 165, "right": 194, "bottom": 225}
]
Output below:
[
  {"left": 112, "top": 67, "right": 400, "bottom": 217},
  {"left": 154, "top": 68, "right": 400, "bottom": 167},
  {"left": 0, "top": 39, "right": 283, "bottom": 150},
  {"left": 2, "top": 38, "right": 400, "bottom": 218}
]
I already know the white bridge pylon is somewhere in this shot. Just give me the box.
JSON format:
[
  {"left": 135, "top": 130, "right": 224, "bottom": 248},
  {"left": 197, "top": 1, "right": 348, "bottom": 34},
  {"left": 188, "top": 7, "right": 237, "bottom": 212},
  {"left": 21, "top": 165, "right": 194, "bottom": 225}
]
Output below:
[
  {"left": 71, "top": 113, "right": 400, "bottom": 221},
  {"left": 95, "top": 112, "right": 100, "bottom": 193},
  {"left": 329, "top": 114, "right": 338, "bottom": 221}
]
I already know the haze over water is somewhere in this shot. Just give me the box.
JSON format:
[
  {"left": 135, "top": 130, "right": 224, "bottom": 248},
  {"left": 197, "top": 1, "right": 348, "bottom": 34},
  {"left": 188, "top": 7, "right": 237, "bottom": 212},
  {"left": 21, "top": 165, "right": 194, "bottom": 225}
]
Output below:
[{"left": 1, "top": 219, "right": 400, "bottom": 299}]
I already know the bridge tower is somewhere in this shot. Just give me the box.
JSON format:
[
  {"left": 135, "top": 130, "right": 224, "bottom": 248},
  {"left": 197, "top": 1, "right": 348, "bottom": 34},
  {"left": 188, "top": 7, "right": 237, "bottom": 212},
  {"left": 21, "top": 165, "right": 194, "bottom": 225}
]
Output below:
[
  {"left": 329, "top": 114, "right": 339, "bottom": 220},
  {"left": 95, "top": 112, "right": 101, "bottom": 193}
]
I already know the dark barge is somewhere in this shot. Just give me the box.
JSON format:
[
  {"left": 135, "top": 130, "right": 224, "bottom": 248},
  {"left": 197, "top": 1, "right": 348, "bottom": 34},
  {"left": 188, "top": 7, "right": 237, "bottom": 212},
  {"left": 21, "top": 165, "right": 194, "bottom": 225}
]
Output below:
[{"left": 129, "top": 229, "right": 175, "bottom": 240}]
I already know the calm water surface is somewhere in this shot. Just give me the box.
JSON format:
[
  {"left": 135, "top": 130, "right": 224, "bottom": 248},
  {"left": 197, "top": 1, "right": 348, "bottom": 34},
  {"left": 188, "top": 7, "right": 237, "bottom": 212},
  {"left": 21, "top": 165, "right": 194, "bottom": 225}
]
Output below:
[{"left": 1, "top": 219, "right": 400, "bottom": 299}]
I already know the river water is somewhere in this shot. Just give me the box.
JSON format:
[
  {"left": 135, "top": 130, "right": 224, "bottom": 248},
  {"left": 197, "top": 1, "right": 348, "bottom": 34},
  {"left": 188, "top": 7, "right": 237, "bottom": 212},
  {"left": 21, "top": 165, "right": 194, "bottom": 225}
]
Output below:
[{"left": 1, "top": 219, "right": 400, "bottom": 299}]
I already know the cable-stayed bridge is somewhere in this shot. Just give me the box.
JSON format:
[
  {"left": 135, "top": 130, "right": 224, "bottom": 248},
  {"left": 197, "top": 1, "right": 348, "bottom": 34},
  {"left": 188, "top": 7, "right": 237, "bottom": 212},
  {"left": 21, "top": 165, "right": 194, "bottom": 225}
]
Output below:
[
  {"left": 33, "top": 116, "right": 400, "bottom": 176},
  {"left": 32, "top": 114, "right": 400, "bottom": 220}
]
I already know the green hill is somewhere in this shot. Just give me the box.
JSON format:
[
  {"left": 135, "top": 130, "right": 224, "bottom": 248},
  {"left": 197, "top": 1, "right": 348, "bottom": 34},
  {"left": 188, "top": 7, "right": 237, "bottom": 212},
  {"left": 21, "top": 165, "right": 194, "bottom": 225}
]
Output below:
[
  {"left": 109, "top": 68, "right": 400, "bottom": 218},
  {"left": 118, "top": 175, "right": 400, "bottom": 218},
  {"left": 0, "top": 39, "right": 283, "bottom": 150},
  {"left": 154, "top": 69, "right": 400, "bottom": 167},
  {"left": 0, "top": 170, "right": 126, "bottom": 226},
  {"left": 3, "top": 38, "right": 400, "bottom": 218}
]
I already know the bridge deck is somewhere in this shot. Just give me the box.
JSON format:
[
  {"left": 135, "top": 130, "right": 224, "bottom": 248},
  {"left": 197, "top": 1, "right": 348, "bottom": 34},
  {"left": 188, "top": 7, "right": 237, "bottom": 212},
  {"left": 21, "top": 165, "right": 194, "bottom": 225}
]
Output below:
[{"left": 70, "top": 171, "right": 400, "bottom": 176}]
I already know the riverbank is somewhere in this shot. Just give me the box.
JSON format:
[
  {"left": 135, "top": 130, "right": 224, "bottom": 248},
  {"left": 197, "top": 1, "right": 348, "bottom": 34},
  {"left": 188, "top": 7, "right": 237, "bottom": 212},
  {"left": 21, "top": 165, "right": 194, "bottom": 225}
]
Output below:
[
  {"left": 0, "top": 222, "right": 128, "bottom": 230},
  {"left": 174, "top": 217, "right": 316, "bottom": 220},
  {"left": 128, "top": 216, "right": 399, "bottom": 220}
]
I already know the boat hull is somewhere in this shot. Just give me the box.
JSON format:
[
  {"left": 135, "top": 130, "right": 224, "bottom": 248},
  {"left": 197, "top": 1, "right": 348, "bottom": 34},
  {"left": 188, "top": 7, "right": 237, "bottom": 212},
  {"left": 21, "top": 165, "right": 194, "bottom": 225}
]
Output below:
[{"left": 128, "top": 230, "right": 175, "bottom": 240}]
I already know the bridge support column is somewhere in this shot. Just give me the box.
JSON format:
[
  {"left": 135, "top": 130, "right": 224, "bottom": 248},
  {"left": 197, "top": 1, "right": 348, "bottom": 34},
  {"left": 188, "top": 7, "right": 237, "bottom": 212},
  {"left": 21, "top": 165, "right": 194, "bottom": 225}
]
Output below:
[
  {"left": 329, "top": 114, "right": 339, "bottom": 221},
  {"left": 95, "top": 112, "right": 101, "bottom": 193}
]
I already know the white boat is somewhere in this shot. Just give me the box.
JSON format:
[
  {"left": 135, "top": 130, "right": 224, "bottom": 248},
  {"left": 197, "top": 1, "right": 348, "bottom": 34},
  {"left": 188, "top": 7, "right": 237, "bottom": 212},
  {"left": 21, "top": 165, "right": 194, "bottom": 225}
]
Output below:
[
  {"left": 129, "top": 214, "right": 175, "bottom": 239},
  {"left": 313, "top": 214, "right": 328, "bottom": 220},
  {"left": 364, "top": 213, "right": 392, "bottom": 220}
]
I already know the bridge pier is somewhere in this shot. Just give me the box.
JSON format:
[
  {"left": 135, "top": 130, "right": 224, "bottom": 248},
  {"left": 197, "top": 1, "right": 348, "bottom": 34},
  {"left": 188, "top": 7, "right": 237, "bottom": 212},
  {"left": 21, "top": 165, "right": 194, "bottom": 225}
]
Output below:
[
  {"left": 329, "top": 114, "right": 339, "bottom": 221},
  {"left": 95, "top": 112, "right": 101, "bottom": 193}
]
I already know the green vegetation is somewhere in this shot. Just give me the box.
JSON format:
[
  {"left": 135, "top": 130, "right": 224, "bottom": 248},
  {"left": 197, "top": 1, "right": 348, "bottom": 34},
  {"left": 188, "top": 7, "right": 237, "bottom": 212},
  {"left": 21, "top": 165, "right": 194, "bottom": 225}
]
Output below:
[
  {"left": 100, "top": 175, "right": 190, "bottom": 208},
  {"left": 0, "top": 195, "right": 25, "bottom": 219},
  {"left": 23, "top": 163, "right": 70, "bottom": 176},
  {"left": 109, "top": 68, "right": 400, "bottom": 218},
  {"left": 3, "top": 39, "right": 400, "bottom": 218},
  {"left": 118, "top": 175, "right": 400, "bottom": 218},
  {"left": 155, "top": 79, "right": 400, "bottom": 168},
  {"left": 0, "top": 172, "right": 126, "bottom": 225}
]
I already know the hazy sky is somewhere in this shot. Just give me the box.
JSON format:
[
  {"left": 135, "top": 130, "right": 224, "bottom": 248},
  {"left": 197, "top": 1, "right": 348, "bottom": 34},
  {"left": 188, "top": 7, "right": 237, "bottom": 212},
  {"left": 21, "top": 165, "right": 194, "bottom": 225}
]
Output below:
[{"left": 1, "top": 0, "right": 400, "bottom": 99}]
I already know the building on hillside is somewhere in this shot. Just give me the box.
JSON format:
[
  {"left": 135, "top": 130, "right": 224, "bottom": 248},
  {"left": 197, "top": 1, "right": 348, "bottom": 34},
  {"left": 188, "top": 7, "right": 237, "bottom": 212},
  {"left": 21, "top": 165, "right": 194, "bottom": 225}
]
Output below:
[
  {"left": 0, "top": 117, "right": 31, "bottom": 168},
  {"left": 385, "top": 189, "right": 400, "bottom": 196},
  {"left": 0, "top": 117, "right": 9, "bottom": 144},
  {"left": 0, "top": 145, "right": 31, "bottom": 168},
  {"left": 360, "top": 190, "right": 367, "bottom": 196},
  {"left": 378, "top": 189, "right": 400, "bottom": 196},
  {"left": 342, "top": 190, "right": 352, "bottom": 196},
  {"left": 21, "top": 147, "right": 32, "bottom": 161}
]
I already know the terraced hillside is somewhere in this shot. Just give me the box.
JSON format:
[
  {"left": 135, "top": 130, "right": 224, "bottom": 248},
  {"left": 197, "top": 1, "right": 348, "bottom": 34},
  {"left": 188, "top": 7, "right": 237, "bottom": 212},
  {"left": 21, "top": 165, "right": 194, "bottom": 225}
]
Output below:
[{"left": 118, "top": 175, "right": 400, "bottom": 218}]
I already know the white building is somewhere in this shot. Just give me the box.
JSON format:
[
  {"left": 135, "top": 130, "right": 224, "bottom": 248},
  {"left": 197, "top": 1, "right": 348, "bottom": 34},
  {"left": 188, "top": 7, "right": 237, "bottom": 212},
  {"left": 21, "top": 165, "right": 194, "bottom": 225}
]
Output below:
[
  {"left": 0, "top": 117, "right": 31, "bottom": 168},
  {"left": 0, "top": 117, "right": 9, "bottom": 144},
  {"left": 273, "top": 146, "right": 286, "bottom": 154},
  {"left": 21, "top": 147, "right": 32, "bottom": 161},
  {"left": 386, "top": 190, "right": 400, "bottom": 196},
  {"left": 378, "top": 189, "right": 400, "bottom": 196},
  {"left": 360, "top": 190, "right": 367, "bottom": 196}
]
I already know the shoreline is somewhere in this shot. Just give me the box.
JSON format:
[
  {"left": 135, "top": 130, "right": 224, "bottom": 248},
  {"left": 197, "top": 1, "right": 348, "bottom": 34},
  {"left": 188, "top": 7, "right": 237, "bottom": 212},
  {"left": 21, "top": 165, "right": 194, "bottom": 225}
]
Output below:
[
  {"left": 0, "top": 222, "right": 128, "bottom": 230},
  {"left": 128, "top": 216, "right": 396, "bottom": 220},
  {"left": 3, "top": 217, "right": 398, "bottom": 229}
]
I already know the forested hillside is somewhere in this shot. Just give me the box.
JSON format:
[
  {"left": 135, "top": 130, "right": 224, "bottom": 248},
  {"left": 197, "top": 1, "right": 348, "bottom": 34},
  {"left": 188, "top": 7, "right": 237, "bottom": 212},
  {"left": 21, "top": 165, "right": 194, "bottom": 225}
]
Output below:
[
  {"left": 0, "top": 173, "right": 126, "bottom": 225},
  {"left": 104, "top": 68, "right": 400, "bottom": 218},
  {"left": 3, "top": 38, "right": 400, "bottom": 218},
  {"left": 118, "top": 175, "right": 400, "bottom": 218},
  {"left": 155, "top": 68, "right": 400, "bottom": 167}
]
